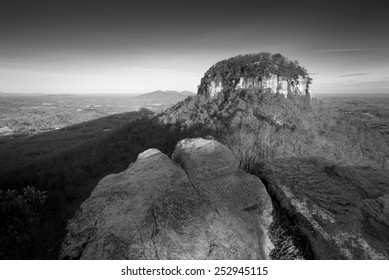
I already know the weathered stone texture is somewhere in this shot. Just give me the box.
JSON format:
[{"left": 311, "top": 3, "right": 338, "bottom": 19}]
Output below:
[
  {"left": 260, "top": 157, "right": 389, "bottom": 259},
  {"left": 60, "top": 139, "right": 273, "bottom": 259}
]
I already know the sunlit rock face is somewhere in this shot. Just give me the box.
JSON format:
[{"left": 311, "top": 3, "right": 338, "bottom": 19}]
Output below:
[
  {"left": 208, "top": 81, "right": 223, "bottom": 98},
  {"left": 205, "top": 74, "right": 311, "bottom": 98},
  {"left": 277, "top": 78, "right": 289, "bottom": 96},
  {"left": 197, "top": 53, "right": 312, "bottom": 99},
  {"left": 236, "top": 76, "right": 262, "bottom": 90},
  {"left": 260, "top": 74, "right": 279, "bottom": 93},
  {"left": 60, "top": 138, "right": 274, "bottom": 260}
]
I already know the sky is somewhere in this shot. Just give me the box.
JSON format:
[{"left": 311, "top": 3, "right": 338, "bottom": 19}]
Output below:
[{"left": 0, "top": 0, "right": 388, "bottom": 95}]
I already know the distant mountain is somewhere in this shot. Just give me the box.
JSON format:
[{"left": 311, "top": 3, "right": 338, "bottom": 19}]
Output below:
[
  {"left": 126, "top": 90, "right": 196, "bottom": 113},
  {"left": 179, "top": 91, "right": 196, "bottom": 96},
  {"left": 133, "top": 90, "right": 195, "bottom": 100}
]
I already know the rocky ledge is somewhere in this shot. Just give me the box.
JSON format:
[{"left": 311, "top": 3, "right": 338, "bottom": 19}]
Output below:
[
  {"left": 60, "top": 138, "right": 273, "bottom": 259},
  {"left": 60, "top": 138, "right": 389, "bottom": 260},
  {"left": 259, "top": 157, "right": 389, "bottom": 259}
]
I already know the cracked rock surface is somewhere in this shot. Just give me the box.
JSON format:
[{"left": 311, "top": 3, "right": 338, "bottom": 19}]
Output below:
[
  {"left": 59, "top": 138, "right": 273, "bottom": 259},
  {"left": 260, "top": 157, "right": 389, "bottom": 259}
]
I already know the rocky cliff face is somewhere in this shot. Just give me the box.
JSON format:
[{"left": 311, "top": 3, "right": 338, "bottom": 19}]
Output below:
[
  {"left": 60, "top": 138, "right": 273, "bottom": 259},
  {"left": 206, "top": 74, "right": 311, "bottom": 99},
  {"left": 259, "top": 157, "right": 389, "bottom": 259},
  {"left": 198, "top": 53, "right": 312, "bottom": 99}
]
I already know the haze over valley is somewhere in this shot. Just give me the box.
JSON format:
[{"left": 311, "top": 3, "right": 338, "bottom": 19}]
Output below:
[{"left": 0, "top": 90, "right": 194, "bottom": 137}]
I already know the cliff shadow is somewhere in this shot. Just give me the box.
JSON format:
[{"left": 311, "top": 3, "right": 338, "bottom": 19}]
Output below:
[{"left": 0, "top": 110, "right": 217, "bottom": 259}]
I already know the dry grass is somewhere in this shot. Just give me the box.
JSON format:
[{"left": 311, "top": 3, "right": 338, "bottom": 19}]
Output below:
[
  {"left": 223, "top": 95, "right": 388, "bottom": 170},
  {"left": 269, "top": 207, "right": 312, "bottom": 260}
]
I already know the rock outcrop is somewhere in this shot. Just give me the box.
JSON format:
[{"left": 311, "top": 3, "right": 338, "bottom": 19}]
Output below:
[
  {"left": 60, "top": 138, "right": 273, "bottom": 259},
  {"left": 259, "top": 157, "right": 389, "bottom": 259},
  {"left": 197, "top": 53, "right": 312, "bottom": 99},
  {"left": 207, "top": 74, "right": 310, "bottom": 99}
]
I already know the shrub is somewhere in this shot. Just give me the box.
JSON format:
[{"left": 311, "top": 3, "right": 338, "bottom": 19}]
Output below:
[{"left": 0, "top": 186, "right": 47, "bottom": 259}]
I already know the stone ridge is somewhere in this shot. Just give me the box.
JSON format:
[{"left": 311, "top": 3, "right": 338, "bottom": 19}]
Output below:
[
  {"left": 259, "top": 157, "right": 389, "bottom": 260},
  {"left": 60, "top": 138, "right": 274, "bottom": 259}
]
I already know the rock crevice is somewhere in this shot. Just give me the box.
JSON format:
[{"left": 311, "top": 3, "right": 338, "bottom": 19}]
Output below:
[{"left": 259, "top": 157, "right": 389, "bottom": 259}]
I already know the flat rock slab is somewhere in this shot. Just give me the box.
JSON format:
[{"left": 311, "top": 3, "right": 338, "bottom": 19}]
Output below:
[
  {"left": 260, "top": 157, "right": 389, "bottom": 259},
  {"left": 60, "top": 138, "right": 273, "bottom": 259}
]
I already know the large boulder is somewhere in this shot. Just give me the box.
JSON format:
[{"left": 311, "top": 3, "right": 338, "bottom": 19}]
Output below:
[
  {"left": 60, "top": 138, "right": 273, "bottom": 259},
  {"left": 259, "top": 157, "right": 389, "bottom": 259}
]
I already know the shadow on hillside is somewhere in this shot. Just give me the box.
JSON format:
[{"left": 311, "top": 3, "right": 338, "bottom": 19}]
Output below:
[
  {"left": 0, "top": 110, "right": 217, "bottom": 259},
  {"left": 0, "top": 109, "right": 154, "bottom": 170}
]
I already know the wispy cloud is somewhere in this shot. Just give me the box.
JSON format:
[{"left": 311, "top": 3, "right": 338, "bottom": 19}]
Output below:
[
  {"left": 314, "top": 48, "right": 389, "bottom": 53},
  {"left": 338, "top": 73, "right": 370, "bottom": 77}
]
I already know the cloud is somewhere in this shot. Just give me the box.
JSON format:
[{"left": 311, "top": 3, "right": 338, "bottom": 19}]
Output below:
[
  {"left": 352, "top": 80, "right": 389, "bottom": 88},
  {"left": 338, "top": 73, "right": 370, "bottom": 77},
  {"left": 314, "top": 48, "right": 389, "bottom": 53}
]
